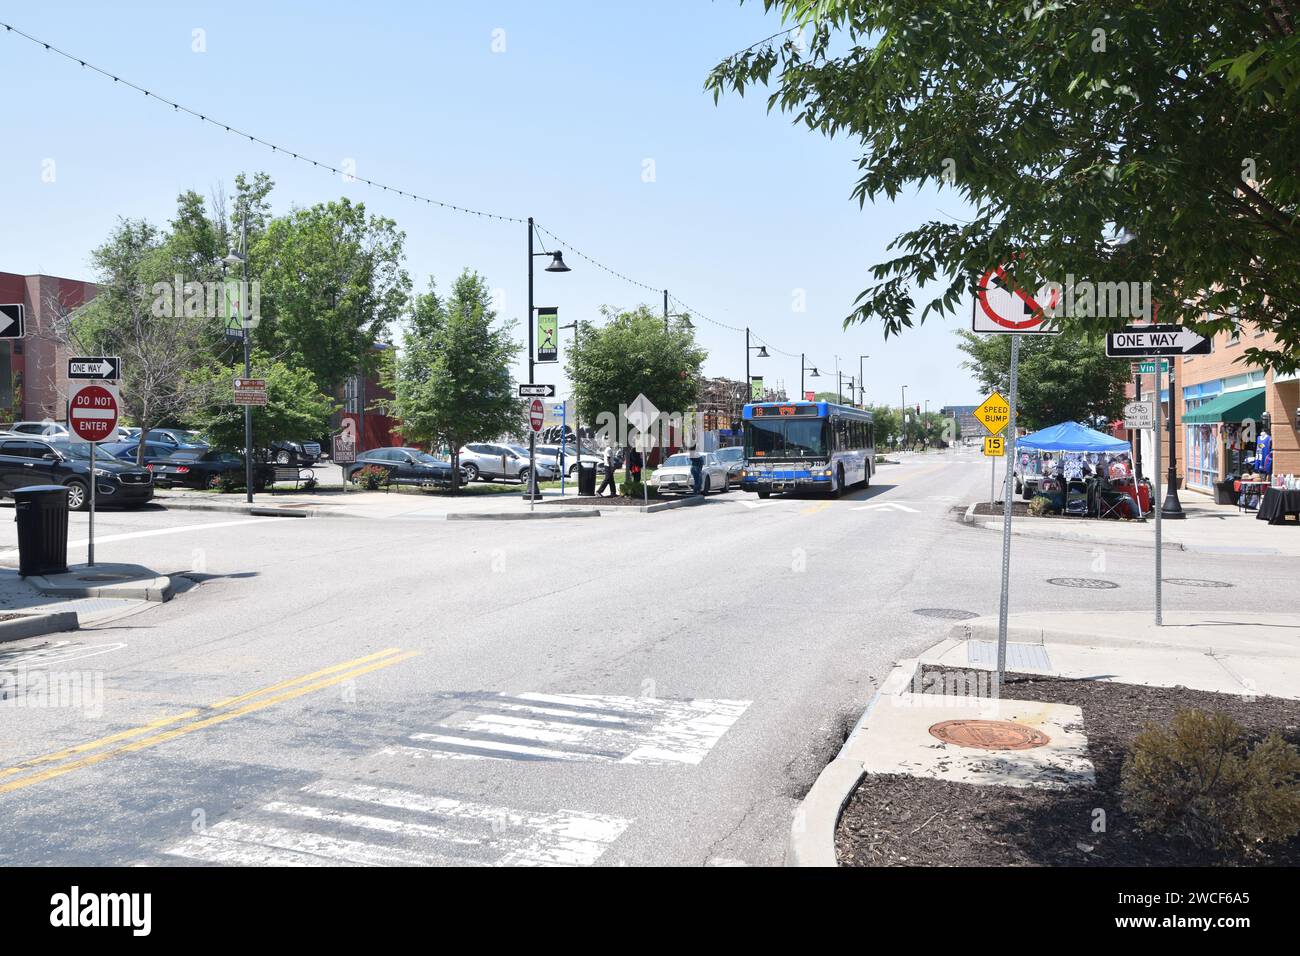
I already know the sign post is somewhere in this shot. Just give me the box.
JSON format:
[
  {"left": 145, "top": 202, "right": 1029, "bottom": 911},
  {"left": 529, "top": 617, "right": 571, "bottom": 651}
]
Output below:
[
  {"left": 528, "top": 399, "right": 545, "bottom": 511},
  {"left": 68, "top": 382, "right": 120, "bottom": 567},
  {"left": 976, "top": 392, "right": 1010, "bottom": 507},
  {"left": 996, "top": 337, "right": 1021, "bottom": 690},
  {"left": 625, "top": 393, "right": 660, "bottom": 506},
  {"left": 1154, "top": 363, "right": 1164, "bottom": 626}
]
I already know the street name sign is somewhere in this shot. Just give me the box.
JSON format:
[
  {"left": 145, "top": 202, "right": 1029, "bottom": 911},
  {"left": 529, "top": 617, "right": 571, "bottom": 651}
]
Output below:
[
  {"left": 1132, "top": 360, "right": 1169, "bottom": 375},
  {"left": 68, "top": 356, "right": 121, "bottom": 381},
  {"left": 233, "top": 378, "right": 268, "bottom": 406},
  {"left": 68, "top": 383, "right": 120, "bottom": 442},
  {"left": 983, "top": 436, "right": 1005, "bottom": 457},
  {"left": 519, "top": 384, "right": 556, "bottom": 398},
  {"left": 0, "top": 303, "right": 24, "bottom": 338},
  {"left": 975, "top": 392, "right": 1011, "bottom": 435},
  {"left": 1124, "top": 400, "right": 1156, "bottom": 430},
  {"left": 529, "top": 399, "right": 545, "bottom": 432},
  {"left": 1106, "top": 325, "right": 1210, "bottom": 358}
]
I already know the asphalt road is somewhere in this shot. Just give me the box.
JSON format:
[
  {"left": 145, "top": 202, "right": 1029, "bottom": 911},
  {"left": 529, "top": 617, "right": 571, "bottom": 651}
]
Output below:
[{"left": 0, "top": 449, "right": 1288, "bottom": 866}]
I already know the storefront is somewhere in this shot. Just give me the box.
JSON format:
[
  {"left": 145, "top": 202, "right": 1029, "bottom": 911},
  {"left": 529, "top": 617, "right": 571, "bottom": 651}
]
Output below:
[{"left": 1182, "top": 384, "right": 1265, "bottom": 493}]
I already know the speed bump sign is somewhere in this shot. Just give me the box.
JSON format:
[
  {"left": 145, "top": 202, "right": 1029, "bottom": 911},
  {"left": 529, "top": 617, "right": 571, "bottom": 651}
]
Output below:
[
  {"left": 975, "top": 392, "right": 1010, "bottom": 434},
  {"left": 983, "top": 436, "right": 1005, "bottom": 457}
]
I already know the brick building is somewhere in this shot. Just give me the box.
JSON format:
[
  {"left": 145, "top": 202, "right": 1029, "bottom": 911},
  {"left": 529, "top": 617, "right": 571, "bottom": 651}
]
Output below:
[
  {"left": 1127, "top": 324, "right": 1298, "bottom": 496},
  {"left": 0, "top": 272, "right": 96, "bottom": 424}
]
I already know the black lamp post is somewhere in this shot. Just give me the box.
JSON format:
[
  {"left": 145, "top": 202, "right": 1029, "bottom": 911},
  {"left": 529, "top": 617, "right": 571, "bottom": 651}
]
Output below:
[
  {"left": 1162, "top": 368, "right": 1185, "bottom": 518},
  {"left": 745, "top": 328, "right": 768, "bottom": 401},
  {"left": 801, "top": 354, "right": 820, "bottom": 397},
  {"left": 222, "top": 206, "right": 253, "bottom": 504},
  {"left": 526, "top": 216, "right": 571, "bottom": 501},
  {"left": 859, "top": 355, "right": 869, "bottom": 407}
]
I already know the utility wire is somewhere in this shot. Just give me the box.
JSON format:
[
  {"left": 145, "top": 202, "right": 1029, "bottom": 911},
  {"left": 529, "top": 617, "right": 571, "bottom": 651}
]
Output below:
[{"left": 3, "top": 19, "right": 808, "bottom": 362}]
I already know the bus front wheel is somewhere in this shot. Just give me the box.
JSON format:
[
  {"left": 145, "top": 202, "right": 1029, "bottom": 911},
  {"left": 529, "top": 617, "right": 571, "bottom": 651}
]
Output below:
[{"left": 757, "top": 490, "right": 770, "bottom": 499}]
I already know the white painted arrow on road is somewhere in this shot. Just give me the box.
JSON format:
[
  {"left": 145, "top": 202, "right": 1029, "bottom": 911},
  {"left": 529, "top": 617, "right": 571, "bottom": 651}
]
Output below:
[{"left": 851, "top": 502, "right": 920, "bottom": 513}]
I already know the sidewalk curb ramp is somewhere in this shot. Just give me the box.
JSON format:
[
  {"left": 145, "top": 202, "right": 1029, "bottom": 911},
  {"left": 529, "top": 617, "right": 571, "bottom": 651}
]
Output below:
[
  {"left": 958, "top": 501, "right": 1185, "bottom": 551},
  {"left": 0, "top": 610, "right": 79, "bottom": 644},
  {"left": 786, "top": 655, "right": 927, "bottom": 867},
  {"left": 29, "top": 564, "right": 174, "bottom": 603}
]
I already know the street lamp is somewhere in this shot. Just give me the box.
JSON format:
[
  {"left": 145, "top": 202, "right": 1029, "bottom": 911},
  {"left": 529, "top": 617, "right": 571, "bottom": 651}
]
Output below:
[
  {"left": 222, "top": 208, "right": 253, "bottom": 505},
  {"left": 526, "top": 217, "right": 572, "bottom": 502},
  {"left": 800, "top": 354, "right": 820, "bottom": 398},
  {"left": 859, "top": 355, "right": 869, "bottom": 407},
  {"left": 1162, "top": 369, "right": 1185, "bottom": 518},
  {"left": 901, "top": 385, "right": 909, "bottom": 449},
  {"left": 745, "top": 328, "right": 768, "bottom": 401}
]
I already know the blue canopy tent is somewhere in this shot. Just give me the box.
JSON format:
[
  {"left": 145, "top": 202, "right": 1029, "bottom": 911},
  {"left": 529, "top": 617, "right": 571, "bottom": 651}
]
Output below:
[{"left": 1016, "top": 421, "right": 1131, "bottom": 453}]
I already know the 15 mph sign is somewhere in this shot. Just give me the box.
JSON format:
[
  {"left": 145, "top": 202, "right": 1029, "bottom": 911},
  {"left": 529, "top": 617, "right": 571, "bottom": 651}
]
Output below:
[
  {"left": 1106, "top": 325, "right": 1210, "bottom": 358},
  {"left": 68, "top": 383, "right": 120, "bottom": 442}
]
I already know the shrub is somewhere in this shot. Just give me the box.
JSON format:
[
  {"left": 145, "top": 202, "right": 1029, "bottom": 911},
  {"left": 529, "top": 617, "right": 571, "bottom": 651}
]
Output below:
[
  {"left": 212, "top": 474, "right": 240, "bottom": 494},
  {"left": 1121, "top": 709, "right": 1300, "bottom": 853},
  {"left": 1027, "top": 494, "right": 1052, "bottom": 517},
  {"left": 352, "top": 465, "right": 388, "bottom": 491},
  {"left": 621, "top": 479, "right": 653, "bottom": 499}
]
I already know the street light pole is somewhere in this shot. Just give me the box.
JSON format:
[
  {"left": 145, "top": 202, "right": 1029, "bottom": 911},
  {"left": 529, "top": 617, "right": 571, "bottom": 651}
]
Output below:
[
  {"left": 1163, "top": 368, "right": 1185, "bottom": 518},
  {"left": 525, "top": 217, "right": 571, "bottom": 504},
  {"left": 239, "top": 208, "right": 253, "bottom": 504},
  {"left": 901, "top": 385, "right": 908, "bottom": 449},
  {"left": 664, "top": 289, "right": 669, "bottom": 333},
  {"left": 859, "top": 355, "right": 869, "bottom": 407}
]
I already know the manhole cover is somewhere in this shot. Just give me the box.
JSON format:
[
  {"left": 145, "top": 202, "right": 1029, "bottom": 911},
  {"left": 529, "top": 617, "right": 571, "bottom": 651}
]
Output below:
[
  {"left": 929, "top": 719, "right": 1051, "bottom": 750},
  {"left": 912, "top": 608, "right": 979, "bottom": 620},
  {"left": 1164, "top": 578, "right": 1234, "bottom": 588},
  {"left": 1047, "top": 577, "right": 1119, "bottom": 590}
]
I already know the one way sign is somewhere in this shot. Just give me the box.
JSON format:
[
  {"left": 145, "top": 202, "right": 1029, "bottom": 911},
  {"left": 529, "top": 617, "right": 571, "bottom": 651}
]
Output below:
[
  {"left": 1105, "top": 325, "right": 1210, "bottom": 358},
  {"left": 68, "top": 356, "right": 122, "bottom": 381},
  {"left": 0, "top": 304, "right": 25, "bottom": 339}
]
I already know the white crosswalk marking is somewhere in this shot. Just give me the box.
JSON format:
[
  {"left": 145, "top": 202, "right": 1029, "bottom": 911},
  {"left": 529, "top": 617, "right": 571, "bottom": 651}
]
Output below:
[
  {"left": 159, "top": 780, "right": 629, "bottom": 867},
  {"left": 382, "top": 693, "right": 750, "bottom": 766}
]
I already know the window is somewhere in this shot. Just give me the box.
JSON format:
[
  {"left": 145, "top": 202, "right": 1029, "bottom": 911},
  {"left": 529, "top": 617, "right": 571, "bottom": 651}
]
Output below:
[{"left": 0, "top": 440, "right": 45, "bottom": 457}]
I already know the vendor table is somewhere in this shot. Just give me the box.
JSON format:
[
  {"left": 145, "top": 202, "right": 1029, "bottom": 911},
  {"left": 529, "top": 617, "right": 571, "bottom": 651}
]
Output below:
[
  {"left": 1256, "top": 487, "right": 1300, "bottom": 524},
  {"left": 1237, "top": 480, "right": 1270, "bottom": 513}
]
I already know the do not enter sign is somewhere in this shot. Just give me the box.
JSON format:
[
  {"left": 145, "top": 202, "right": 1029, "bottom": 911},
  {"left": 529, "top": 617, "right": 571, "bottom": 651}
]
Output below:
[
  {"left": 529, "top": 398, "right": 545, "bottom": 432},
  {"left": 69, "top": 383, "right": 120, "bottom": 442}
]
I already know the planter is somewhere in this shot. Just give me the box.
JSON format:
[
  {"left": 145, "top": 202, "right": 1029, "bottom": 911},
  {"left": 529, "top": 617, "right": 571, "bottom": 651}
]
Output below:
[{"left": 1213, "top": 480, "right": 1238, "bottom": 506}]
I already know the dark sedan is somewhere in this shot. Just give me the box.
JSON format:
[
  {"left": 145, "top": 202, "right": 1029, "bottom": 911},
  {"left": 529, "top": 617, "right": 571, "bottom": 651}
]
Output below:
[
  {"left": 149, "top": 449, "right": 274, "bottom": 491},
  {"left": 345, "top": 447, "right": 467, "bottom": 487},
  {"left": 100, "top": 440, "right": 178, "bottom": 466},
  {"left": 0, "top": 437, "right": 153, "bottom": 511}
]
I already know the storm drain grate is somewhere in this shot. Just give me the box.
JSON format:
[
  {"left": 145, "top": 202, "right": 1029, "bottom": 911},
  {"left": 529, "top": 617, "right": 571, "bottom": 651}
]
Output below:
[
  {"left": 1163, "top": 577, "right": 1234, "bottom": 588},
  {"left": 912, "top": 608, "right": 980, "bottom": 620},
  {"left": 1047, "top": 577, "right": 1120, "bottom": 590}
]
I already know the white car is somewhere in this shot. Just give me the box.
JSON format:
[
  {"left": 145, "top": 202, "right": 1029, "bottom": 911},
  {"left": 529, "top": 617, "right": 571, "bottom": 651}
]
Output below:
[{"left": 650, "top": 452, "right": 730, "bottom": 495}]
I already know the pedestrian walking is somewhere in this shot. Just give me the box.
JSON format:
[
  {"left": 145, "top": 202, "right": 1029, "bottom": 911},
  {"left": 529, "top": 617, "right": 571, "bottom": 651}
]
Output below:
[
  {"left": 597, "top": 445, "right": 617, "bottom": 497},
  {"left": 689, "top": 446, "right": 705, "bottom": 495}
]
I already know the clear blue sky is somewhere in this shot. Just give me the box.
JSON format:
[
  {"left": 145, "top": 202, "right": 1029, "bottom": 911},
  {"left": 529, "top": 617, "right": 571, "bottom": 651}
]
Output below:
[{"left": 0, "top": 0, "right": 982, "bottom": 410}]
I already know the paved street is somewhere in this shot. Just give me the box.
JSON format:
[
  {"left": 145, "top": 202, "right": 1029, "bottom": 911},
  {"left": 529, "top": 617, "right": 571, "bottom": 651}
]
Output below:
[{"left": 0, "top": 448, "right": 1289, "bottom": 867}]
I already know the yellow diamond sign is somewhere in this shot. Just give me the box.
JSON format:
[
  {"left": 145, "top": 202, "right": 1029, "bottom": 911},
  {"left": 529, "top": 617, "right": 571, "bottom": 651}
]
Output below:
[{"left": 975, "top": 391, "right": 1010, "bottom": 435}]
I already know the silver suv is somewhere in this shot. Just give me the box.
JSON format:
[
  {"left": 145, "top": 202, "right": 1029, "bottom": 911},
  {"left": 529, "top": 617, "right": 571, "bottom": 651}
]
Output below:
[{"left": 458, "top": 444, "right": 558, "bottom": 483}]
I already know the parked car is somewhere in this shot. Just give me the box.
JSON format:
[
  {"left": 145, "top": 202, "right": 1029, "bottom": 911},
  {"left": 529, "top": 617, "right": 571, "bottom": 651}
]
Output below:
[
  {"left": 0, "top": 437, "right": 153, "bottom": 511},
  {"left": 713, "top": 446, "right": 745, "bottom": 484},
  {"left": 534, "top": 444, "right": 605, "bottom": 478},
  {"left": 149, "top": 449, "right": 273, "bottom": 491},
  {"left": 650, "top": 452, "right": 731, "bottom": 495},
  {"left": 8, "top": 421, "right": 73, "bottom": 439},
  {"left": 145, "top": 428, "right": 208, "bottom": 449},
  {"left": 458, "top": 444, "right": 558, "bottom": 483},
  {"left": 345, "top": 447, "right": 467, "bottom": 487},
  {"left": 99, "top": 440, "right": 178, "bottom": 466},
  {"left": 269, "top": 439, "right": 321, "bottom": 466}
]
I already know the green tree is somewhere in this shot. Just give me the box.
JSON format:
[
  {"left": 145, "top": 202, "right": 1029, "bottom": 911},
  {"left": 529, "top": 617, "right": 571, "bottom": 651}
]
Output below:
[
  {"left": 378, "top": 271, "right": 521, "bottom": 492},
  {"left": 71, "top": 218, "right": 210, "bottom": 463},
  {"left": 955, "top": 330, "right": 1129, "bottom": 431},
  {"left": 254, "top": 198, "right": 410, "bottom": 391},
  {"left": 567, "top": 306, "right": 707, "bottom": 435},
  {"left": 707, "top": 1, "right": 1300, "bottom": 372},
  {"left": 186, "top": 350, "right": 336, "bottom": 454}
]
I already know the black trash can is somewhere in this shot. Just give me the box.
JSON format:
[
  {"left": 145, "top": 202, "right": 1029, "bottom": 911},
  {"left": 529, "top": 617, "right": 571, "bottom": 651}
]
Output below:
[
  {"left": 577, "top": 462, "right": 597, "bottom": 496},
  {"left": 13, "top": 484, "right": 70, "bottom": 577}
]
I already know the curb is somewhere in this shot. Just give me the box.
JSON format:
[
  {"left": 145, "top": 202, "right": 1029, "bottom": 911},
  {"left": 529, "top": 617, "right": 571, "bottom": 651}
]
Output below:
[
  {"left": 30, "top": 574, "right": 174, "bottom": 604},
  {"left": 956, "top": 501, "right": 1185, "bottom": 551},
  {"left": 153, "top": 498, "right": 344, "bottom": 519},
  {"left": 786, "top": 655, "right": 926, "bottom": 868},
  {"left": 0, "top": 610, "right": 79, "bottom": 644},
  {"left": 447, "top": 509, "right": 601, "bottom": 521},
  {"left": 639, "top": 495, "right": 707, "bottom": 514}
]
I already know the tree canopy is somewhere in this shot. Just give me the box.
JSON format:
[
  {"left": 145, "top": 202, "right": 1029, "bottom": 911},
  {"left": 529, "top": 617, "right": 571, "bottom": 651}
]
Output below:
[{"left": 707, "top": 1, "right": 1300, "bottom": 371}]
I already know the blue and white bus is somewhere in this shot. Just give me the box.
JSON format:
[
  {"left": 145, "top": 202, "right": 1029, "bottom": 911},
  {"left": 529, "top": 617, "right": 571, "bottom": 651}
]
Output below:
[{"left": 739, "top": 401, "right": 874, "bottom": 498}]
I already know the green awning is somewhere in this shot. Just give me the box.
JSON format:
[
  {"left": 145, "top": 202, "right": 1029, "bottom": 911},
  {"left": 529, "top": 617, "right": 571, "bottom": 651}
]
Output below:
[{"left": 1183, "top": 387, "right": 1265, "bottom": 424}]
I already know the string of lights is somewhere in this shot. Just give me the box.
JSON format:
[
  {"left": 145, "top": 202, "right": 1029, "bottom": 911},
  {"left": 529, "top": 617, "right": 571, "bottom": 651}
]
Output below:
[{"left": 3, "top": 19, "right": 812, "bottom": 366}]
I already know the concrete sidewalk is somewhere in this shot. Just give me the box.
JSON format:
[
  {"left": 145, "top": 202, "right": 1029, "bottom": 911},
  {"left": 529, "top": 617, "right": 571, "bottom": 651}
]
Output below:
[
  {"left": 961, "top": 490, "right": 1300, "bottom": 556},
  {"left": 937, "top": 609, "right": 1300, "bottom": 699}
]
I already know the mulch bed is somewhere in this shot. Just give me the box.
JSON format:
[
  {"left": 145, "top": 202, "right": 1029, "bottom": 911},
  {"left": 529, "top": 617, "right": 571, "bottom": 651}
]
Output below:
[
  {"left": 971, "top": 500, "right": 1066, "bottom": 518},
  {"left": 835, "top": 668, "right": 1300, "bottom": 866}
]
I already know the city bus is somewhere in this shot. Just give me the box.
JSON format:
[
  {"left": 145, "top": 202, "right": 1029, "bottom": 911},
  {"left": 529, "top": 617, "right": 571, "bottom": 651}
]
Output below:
[{"left": 739, "top": 401, "right": 874, "bottom": 498}]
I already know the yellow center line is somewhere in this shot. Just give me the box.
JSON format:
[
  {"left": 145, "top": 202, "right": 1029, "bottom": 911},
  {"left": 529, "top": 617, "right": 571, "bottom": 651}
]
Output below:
[{"left": 0, "top": 648, "right": 410, "bottom": 786}]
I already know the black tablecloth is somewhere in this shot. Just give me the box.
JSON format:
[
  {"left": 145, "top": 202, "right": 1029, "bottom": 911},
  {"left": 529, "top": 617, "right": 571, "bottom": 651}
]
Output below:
[{"left": 1257, "top": 488, "right": 1300, "bottom": 523}]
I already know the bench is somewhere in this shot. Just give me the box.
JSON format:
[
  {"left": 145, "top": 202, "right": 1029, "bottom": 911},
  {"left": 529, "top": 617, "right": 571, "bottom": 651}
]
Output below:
[{"left": 272, "top": 465, "right": 316, "bottom": 489}]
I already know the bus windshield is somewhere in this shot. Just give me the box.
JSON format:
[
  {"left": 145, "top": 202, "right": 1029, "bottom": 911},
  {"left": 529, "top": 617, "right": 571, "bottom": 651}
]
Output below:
[{"left": 745, "top": 418, "right": 827, "bottom": 459}]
